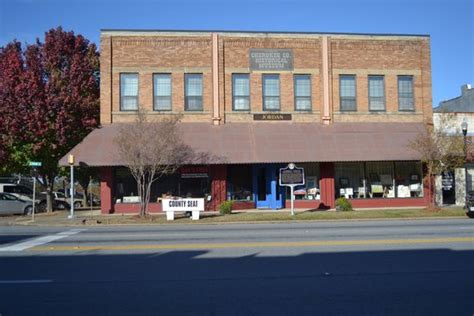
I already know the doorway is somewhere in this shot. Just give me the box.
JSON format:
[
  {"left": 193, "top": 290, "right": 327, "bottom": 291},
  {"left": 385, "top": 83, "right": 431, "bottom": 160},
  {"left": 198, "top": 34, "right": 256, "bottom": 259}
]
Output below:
[{"left": 253, "top": 164, "right": 285, "bottom": 209}]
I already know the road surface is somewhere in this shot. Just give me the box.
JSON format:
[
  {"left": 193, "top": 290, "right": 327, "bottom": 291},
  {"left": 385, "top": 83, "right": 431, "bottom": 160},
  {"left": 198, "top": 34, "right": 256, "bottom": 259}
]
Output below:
[{"left": 0, "top": 218, "right": 473, "bottom": 315}]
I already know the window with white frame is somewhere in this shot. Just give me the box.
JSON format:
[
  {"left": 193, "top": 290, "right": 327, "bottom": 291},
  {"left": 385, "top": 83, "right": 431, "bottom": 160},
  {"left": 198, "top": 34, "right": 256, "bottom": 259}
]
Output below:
[
  {"left": 398, "top": 75, "right": 414, "bottom": 111},
  {"left": 263, "top": 74, "right": 280, "bottom": 111},
  {"left": 120, "top": 73, "right": 139, "bottom": 111},
  {"left": 232, "top": 74, "right": 250, "bottom": 111},
  {"left": 340, "top": 75, "right": 356, "bottom": 111},
  {"left": 294, "top": 74, "right": 311, "bottom": 111},
  {"left": 368, "top": 75, "right": 385, "bottom": 111},
  {"left": 153, "top": 74, "right": 172, "bottom": 111},
  {"left": 185, "top": 74, "right": 203, "bottom": 111}
]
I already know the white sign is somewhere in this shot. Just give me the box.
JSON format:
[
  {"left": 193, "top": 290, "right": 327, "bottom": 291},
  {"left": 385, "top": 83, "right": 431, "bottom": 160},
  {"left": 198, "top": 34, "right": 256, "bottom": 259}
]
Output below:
[{"left": 163, "top": 198, "right": 205, "bottom": 212}]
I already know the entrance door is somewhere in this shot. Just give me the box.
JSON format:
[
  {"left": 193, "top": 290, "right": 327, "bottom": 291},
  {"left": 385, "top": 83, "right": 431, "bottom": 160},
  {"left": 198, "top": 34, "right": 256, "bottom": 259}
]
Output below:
[{"left": 253, "top": 165, "right": 284, "bottom": 209}]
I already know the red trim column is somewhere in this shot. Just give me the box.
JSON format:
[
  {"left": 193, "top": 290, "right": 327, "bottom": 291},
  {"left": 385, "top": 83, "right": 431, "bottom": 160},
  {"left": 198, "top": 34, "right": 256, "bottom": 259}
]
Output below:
[
  {"left": 210, "top": 165, "right": 227, "bottom": 211},
  {"left": 100, "top": 167, "right": 114, "bottom": 214},
  {"left": 320, "top": 162, "right": 335, "bottom": 209}
]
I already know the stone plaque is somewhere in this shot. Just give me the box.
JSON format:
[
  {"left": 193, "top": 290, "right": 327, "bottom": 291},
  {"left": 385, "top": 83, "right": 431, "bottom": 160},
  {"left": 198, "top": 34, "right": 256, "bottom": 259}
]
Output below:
[
  {"left": 249, "top": 49, "right": 293, "bottom": 71},
  {"left": 253, "top": 114, "right": 292, "bottom": 121}
]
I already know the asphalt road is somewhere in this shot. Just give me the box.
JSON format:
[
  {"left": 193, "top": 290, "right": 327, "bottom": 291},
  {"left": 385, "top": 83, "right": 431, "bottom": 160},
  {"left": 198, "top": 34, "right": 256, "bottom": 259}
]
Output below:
[{"left": 0, "top": 218, "right": 473, "bottom": 315}]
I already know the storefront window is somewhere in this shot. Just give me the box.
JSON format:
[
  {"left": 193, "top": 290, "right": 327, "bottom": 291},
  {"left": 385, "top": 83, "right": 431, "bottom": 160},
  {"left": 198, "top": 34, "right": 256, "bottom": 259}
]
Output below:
[
  {"left": 114, "top": 167, "right": 210, "bottom": 203},
  {"left": 335, "top": 162, "right": 423, "bottom": 199},
  {"left": 366, "top": 162, "right": 395, "bottom": 198},
  {"left": 335, "top": 162, "right": 365, "bottom": 199},
  {"left": 227, "top": 165, "right": 253, "bottom": 201},
  {"left": 395, "top": 161, "right": 423, "bottom": 197},
  {"left": 286, "top": 163, "right": 320, "bottom": 200}
]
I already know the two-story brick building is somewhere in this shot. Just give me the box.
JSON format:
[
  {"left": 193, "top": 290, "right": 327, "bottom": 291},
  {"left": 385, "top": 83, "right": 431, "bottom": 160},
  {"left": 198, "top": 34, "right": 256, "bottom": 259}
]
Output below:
[{"left": 60, "top": 30, "right": 433, "bottom": 214}]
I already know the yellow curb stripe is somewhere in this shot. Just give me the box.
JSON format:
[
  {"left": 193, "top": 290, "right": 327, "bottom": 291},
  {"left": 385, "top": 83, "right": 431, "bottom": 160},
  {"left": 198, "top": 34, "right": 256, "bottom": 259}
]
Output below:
[{"left": 30, "top": 237, "right": 474, "bottom": 252}]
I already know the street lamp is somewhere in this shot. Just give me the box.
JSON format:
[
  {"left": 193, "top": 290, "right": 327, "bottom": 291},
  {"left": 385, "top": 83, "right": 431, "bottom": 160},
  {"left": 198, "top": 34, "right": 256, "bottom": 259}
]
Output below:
[{"left": 462, "top": 121, "right": 468, "bottom": 159}]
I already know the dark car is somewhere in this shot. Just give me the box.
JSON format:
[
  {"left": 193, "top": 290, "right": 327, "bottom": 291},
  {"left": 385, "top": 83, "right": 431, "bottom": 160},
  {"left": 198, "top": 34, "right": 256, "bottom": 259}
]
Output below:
[{"left": 466, "top": 191, "right": 474, "bottom": 218}]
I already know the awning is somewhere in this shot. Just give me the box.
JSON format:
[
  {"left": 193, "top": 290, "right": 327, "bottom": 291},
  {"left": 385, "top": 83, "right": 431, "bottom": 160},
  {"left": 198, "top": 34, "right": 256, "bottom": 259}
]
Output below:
[{"left": 59, "top": 122, "right": 426, "bottom": 166}]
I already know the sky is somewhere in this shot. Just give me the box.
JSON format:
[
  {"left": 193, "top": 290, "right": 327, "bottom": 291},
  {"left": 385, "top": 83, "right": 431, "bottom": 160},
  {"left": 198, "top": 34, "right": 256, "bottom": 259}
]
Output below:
[{"left": 0, "top": 0, "right": 473, "bottom": 108}]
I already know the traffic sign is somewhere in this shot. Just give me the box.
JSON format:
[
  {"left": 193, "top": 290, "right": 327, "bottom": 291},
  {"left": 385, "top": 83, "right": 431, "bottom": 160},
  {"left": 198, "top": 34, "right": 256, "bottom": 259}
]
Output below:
[{"left": 29, "top": 161, "right": 42, "bottom": 167}]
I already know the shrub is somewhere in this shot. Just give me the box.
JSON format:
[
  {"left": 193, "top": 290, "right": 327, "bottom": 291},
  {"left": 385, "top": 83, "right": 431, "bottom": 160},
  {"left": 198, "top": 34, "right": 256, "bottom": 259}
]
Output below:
[
  {"left": 219, "top": 200, "right": 234, "bottom": 215},
  {"left": 335, "top": 197, "right": 353, "bottom": 212}
]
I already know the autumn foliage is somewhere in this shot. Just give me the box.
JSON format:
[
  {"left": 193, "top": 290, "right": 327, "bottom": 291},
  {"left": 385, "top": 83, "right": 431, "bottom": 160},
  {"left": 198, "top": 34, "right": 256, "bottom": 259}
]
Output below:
[{"left": 0, "top": 27, "right": 99, "bottom": 211}]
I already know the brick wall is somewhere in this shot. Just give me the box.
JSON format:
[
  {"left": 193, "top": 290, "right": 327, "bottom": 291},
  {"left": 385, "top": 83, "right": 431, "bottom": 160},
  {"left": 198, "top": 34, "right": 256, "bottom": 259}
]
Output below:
[{"left": 100, "top": 31, "right": 432, "bottom": 125}]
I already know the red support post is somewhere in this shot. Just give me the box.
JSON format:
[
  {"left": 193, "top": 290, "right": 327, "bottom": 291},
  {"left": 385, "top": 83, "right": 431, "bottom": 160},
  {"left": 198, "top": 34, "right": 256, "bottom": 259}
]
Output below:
[
  {"left": 320, "top": 162, "right": 335, "bottom": 209},
  {"left": 210, "top": 165, "right": 227, "bottom": 211},
  {"left": 100, "top": 167, "right": 114, "bottom": 214}
]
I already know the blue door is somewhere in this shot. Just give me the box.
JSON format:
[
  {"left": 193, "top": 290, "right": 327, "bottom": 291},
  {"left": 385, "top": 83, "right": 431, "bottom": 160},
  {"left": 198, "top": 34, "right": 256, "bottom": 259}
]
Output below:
[{"left": 253, "top": 165, "right": 284, "bottom": 209}]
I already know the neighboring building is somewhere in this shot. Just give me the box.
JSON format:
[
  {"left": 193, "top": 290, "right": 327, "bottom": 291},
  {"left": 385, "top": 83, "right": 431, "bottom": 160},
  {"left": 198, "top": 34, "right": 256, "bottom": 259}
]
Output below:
[
  {"left": 433, "top": 84, "right": 474, "bottom": 205},
  {"left": 60, "top": 30, "right": 434, "bottom": 214}
]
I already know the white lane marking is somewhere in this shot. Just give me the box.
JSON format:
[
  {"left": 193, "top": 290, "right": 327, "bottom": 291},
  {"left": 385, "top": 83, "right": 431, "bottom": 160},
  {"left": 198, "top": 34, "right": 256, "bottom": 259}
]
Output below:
[
  {"left": 0, "top": 280, "right": 52, "bottom": 284},
  {"left": 0, "top": 229, "right": 87, "bottom": 252}
]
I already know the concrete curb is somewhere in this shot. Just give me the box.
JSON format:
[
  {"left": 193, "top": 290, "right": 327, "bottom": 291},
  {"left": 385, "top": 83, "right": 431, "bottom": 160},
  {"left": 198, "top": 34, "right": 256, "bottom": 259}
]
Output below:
[{"left": 1, "top": 215, "right": 468, "bottom": 227}]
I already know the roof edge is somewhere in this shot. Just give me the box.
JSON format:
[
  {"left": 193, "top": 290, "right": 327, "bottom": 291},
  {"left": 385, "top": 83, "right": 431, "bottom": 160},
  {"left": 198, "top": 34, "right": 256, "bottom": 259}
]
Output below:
[{"left": 100, "top": 29, "right": 430, "bottom": 38}]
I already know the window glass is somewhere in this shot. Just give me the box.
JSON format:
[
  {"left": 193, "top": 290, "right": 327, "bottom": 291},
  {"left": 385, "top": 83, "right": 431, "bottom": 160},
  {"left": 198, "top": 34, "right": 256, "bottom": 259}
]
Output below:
[
  {"left": 286, "top": 163, "right": 320, "bottom": 200},
  {"left": 340, "top": 75, "right": 356, "bottom": 111},
  {"left": 232, "top": 74, "right": 250, "bottom": 111},
  {"left": 366, "top": 162, "right": 394, "bottom": 198},
  {"left": 227, "top": 165, "right": 253, "bottom": 201},
  {"left": 398, "top": 76, "right": 414, "bottom": 111},
  {"left": 154, "top": 74, "right": 172, "bottom": 111},
  {"left": 263, "top": 74, "right": 280, "bottom": 111},
  {"left": 395, "top": 161, "right": 423, "bottom": 197},
  {"left": 185, "top": 74, "right": 203, "bottom": 111},
  {"left": 294, "top": 75, "right": 311, "bottom": 111},
  {"left": 335, "top": 162, "right": 365, "bottom": 198},
  {"left": 120, "top": 73, "right": 139, "bottom": 111},
  {"left": 368, "top": 75, "right": 385, "bottom": 111}
]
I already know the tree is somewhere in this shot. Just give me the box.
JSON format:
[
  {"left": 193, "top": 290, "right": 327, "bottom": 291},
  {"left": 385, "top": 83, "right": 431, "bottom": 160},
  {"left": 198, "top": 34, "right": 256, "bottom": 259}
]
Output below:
[
  {"left": 409, "top": 114, "right": 465, "bottom": 206},
  {"left": 115, "top": 111, "right": 188, "bottom": 216},
  {"left": 0, "top": 27, "right": 100, "bottom": 211}
]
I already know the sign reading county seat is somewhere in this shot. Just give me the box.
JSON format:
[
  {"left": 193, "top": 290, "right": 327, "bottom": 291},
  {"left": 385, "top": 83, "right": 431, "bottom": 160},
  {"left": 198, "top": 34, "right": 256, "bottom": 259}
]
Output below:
[
  {"left": 249, "top": 49, "right": 293, "bottom": 71},
  {"left": 279, "top": 167, "right": 305, "bottom": 186},
  {"left": 162, "top": 198, "right": 205, "bottom": 212}
]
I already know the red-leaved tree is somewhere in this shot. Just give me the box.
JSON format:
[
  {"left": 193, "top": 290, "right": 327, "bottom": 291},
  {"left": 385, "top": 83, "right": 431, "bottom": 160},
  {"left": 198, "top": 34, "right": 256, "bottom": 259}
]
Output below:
[{"left": 0, "top": 27, "right": 99, "bottom": 212}]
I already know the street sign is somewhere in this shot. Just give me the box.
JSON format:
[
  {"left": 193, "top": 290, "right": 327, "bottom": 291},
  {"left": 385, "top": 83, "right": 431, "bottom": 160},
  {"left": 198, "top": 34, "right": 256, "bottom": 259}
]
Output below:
[
  {"left": 279, "top": 164, "right": 305, "bottom": 216},
  {"left": 279, "top": 166, "right": 305, "bottom": 186},
  {"left": 29, "top": 161, "right": 42, "bottom": 167}
]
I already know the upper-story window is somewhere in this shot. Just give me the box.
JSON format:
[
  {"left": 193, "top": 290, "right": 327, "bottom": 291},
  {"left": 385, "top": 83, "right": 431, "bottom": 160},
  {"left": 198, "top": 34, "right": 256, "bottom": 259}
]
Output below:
[
  {"left": 398, "top": 75, "right": 414, "bottom": 111},
  {"left": 185, "top": 74, "right": 203, "bottom": 111},
  {"left": 232, "top": 74, "right": 250, "bottom": 111},
  {"left": 263, "top": 74, "right": 280, "bottom": 111},
  {"left": 294, "top": 74, "right": 311, "bottom": 111},
  {"left": 339, "top": 75, "right": 356, "bottom": 111},
  {"left": 368, "top": 75, "right": 385, "bottom": 111},
  {"left": 120, "top": 73, "right": 139, "bottom": 111},
  {"left": 153, "top": 74, "right": 172, "bottom": 111}
]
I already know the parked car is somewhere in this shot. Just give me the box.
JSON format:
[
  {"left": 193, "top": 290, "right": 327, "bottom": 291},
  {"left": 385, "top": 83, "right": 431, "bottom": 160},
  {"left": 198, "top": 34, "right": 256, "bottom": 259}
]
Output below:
[
  {"left": 40, "top": 192, "right": 71, "bottom": 210},
  {"left": 57, "top": 189, "right": 100, "bottom": 207},
  {"left": 466, "top": 191, "right": 474, "bottom": 218},
  {"left": 0, "top": 183, "right": 69, "bottom": 211},
  {"left": 0, "top": 192, "right": 33, "bottom": 216}
]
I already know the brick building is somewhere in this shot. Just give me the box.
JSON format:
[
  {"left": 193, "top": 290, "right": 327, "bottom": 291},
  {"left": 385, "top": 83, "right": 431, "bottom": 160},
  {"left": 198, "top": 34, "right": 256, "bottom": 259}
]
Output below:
[{"left": 61, "top": 30, "right": 434, "bottom": 213}]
